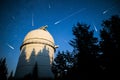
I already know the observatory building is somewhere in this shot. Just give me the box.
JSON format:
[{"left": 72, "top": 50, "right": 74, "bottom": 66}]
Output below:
[{"left": 15, "top": 25, "right": 57, "bottom": 79}]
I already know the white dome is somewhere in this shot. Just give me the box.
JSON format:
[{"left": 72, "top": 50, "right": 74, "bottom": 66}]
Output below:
[
  {"left": 24, "top": 28, "right": 54, "bottom": 43},
  {"left": 21, "top": 26, "right": 55, "bottom": 49},
  {"left": 15, "top": 26, "right": 56, "bottom": 79}
]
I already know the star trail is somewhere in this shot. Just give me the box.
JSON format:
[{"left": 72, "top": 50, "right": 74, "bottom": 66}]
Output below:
[{"left": 0, "top": 0, "right": 120, "bottom": 75}]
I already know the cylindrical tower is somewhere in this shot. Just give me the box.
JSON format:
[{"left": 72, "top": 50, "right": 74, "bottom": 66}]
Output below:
[{"left": 15, "top": 25, "right": 57, "bottom": 79}]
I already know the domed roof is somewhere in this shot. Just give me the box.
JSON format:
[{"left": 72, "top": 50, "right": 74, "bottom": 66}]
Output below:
[{"left": 23, "top": 25, "right": 54, "bottom": 43}]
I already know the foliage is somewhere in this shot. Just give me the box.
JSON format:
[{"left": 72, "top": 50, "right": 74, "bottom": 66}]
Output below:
[
  {"left": 0, "top": 58, "right": 8, "bottom": 80},
  {"left": 1, "top": 15, "right": 119, "bottom": 80},
  {"left": 69, "top": 23, "right": 99, "bottom": 80},
  {"left": 51, "top": 51, "right": 74, "bottom": 79},
  {"left": 8, "top": 71, "right": 14, "bottom": 80},
  {"left": 99, "top": 15, "right": 120, "bottom": 79},
  {"left": 52, "top": 22, "right": 100, "bottom": 80}
]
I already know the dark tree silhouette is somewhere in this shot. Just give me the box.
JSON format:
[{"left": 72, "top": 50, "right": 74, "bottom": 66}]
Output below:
[
  {"left": 52, "top": 51, "right": 74, "bottom": 80},
  {"left": 8, "top": 71, "right": 14, "bottom": 80},
  {"left": 0, "top": 58, "right": 8, "bottom": 80},
  {"left": 69, "top": 23, "right": 99, "bottom": 80},
  {"left": 99, "top": 15, "right": 120, "bottom": 79}
]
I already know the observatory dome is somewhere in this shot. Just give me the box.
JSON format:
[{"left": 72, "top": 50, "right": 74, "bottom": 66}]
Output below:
[
  {"left": 15, "top": 26, "right": 56, "bottom": 79},
  {"left": 21, "top": 26, "right": 55, "bottom": 50}
]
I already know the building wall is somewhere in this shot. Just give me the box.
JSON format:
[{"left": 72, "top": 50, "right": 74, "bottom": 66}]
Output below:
[{"left": 15, "top": 42, "right": 54, "bottom": 79}]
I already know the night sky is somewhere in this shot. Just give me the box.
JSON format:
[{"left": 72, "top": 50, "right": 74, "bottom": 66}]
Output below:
[{"left": 0, "top": 0, "right": 120, "bottom": 75}]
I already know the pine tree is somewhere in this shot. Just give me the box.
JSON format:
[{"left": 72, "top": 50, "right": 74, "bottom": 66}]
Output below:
[
  {"left": 51, "top": 51, "right": 74, "bottom": 79},
  {"left": 8, "top": 71, "right": 14, "bottom": 80},
  {"left": 99, "top": 15, "right": 120, "bottom": 79},
  {"left": 69, "top": 22, "right": 99, "bottom": 80},
  {"left": 0, "top": 58, "right": 8, "bottom": 80}
]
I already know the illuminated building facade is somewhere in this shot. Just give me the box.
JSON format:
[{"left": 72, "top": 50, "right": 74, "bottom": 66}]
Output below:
[{"left": 15, "top": 25, "right": 57, "bottom": 79}]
